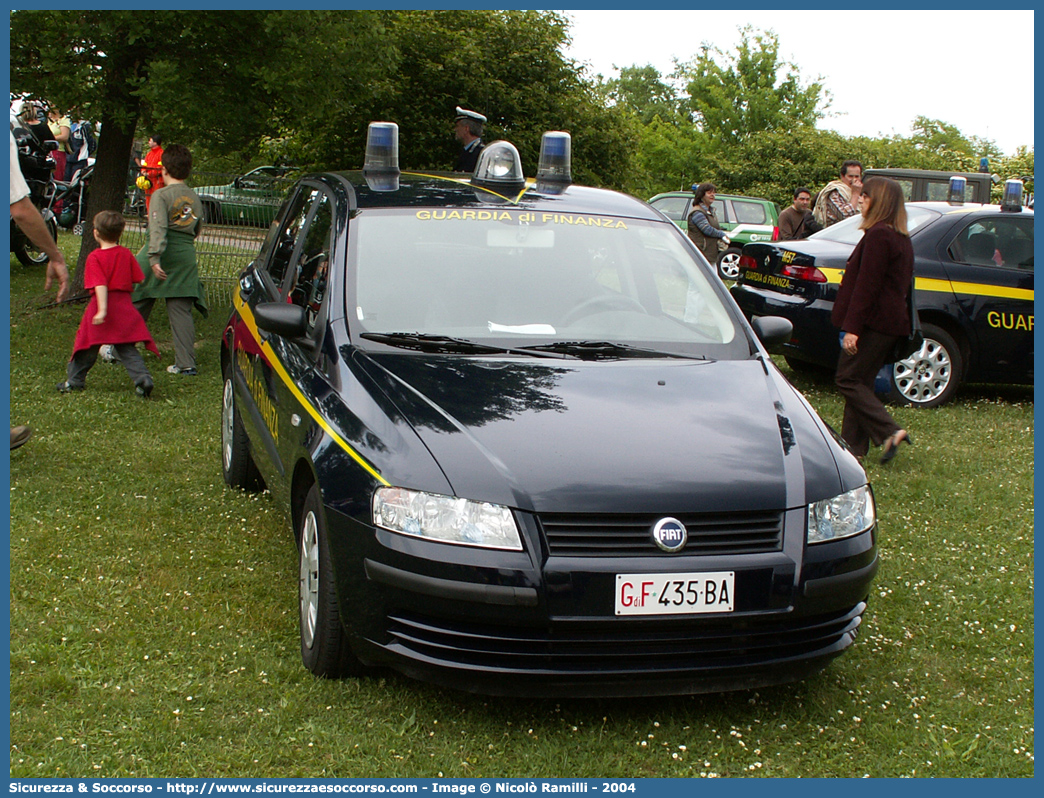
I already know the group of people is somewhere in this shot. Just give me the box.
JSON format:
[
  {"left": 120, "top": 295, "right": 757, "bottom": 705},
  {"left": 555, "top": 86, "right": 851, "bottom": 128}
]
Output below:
[
  {"left": 14, "top": 101, "right": 911, "bottom": 466},
  {"left": 10, "top": 122, "right": 206, "bottom": 450},
  {"left": 776, "top": 159, "right": 866, "bottom": 241},
  {"left": 685, "top": 158, "right": 914, "bottom": 464},
  {"left": 11, "top": 99, "right": 93, "bottom": 184},
  {"left": 777, "top": 159, "right": 914, "bottom": 463}
]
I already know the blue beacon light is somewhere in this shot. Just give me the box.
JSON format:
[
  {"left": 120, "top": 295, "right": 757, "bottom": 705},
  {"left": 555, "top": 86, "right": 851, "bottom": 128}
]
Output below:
[
  {"left": 1000, "top": 179, "right": 1023, "bottom": 213},
  {"left": 535, "top": 131, "right": 572, "bottom": 194},
  {"left": 947, "top": 175, "right": 966, "bottom": 205},
  {"left": 363, "top": 122, "right": 400, "bottom": 192}
]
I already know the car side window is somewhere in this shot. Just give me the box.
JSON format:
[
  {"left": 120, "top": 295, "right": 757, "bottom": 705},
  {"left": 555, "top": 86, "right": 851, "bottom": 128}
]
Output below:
[
  {"left": 651, "top": 197, "right": 691, "bottom": 221},
  {"left": 287, "top": 191, "right": 334, "bottom": 336},
  {"left": 894, "top": 180, "right": 914, "bottom": 201},
  {"left": 711, "top": 199, "right": 727, "bottom": 222},
  {"left": 265, "top": 188, "right": 320, "bottom": 292},
  {"left": 948, "top": 217, "right": 1034, "bottom": 270},
  {"left": 732, "top": 200, "right": 766, "bottom": 225},
  {"left": 926, "top": 181, "right": 974, "bottom": 203}
]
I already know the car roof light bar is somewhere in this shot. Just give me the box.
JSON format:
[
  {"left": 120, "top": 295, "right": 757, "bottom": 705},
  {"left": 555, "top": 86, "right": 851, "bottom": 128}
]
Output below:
[
  {"left": 363, "top": 122, "right": 400, "bottom": 192},
  {"left": 471, "top": 141, "right": 526, "bottom": 192}
]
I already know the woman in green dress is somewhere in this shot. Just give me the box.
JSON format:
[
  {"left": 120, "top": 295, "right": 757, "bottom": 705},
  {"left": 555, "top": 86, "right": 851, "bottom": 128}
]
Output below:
[{"left": 133, "top": 143, "right": 207, "bottom": 376}]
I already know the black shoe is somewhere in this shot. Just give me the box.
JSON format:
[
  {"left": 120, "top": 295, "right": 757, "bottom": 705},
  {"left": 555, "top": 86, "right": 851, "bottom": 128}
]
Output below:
[
  {"left": 135, "top": 378, "right": 154, "bottom": 399},
  {"left": 880, "top": 430, "right": 914, "bottom": 464},
  {"left": 56, "top": 381, "right": 84, "bottom": 393}
]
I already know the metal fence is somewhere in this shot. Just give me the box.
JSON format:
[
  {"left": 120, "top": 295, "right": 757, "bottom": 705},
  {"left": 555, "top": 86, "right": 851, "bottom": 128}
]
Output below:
[{"left": 120, "top": 169, "right": 295, "bottom": 308}]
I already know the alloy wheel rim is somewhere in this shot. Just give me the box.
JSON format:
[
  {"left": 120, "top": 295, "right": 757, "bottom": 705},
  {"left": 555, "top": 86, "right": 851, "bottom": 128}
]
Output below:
[
  {"left": 299, "top": 511, "right": 320, "bottom": 648},
  {"left": 720, "top": 252, "right": 741, "bottom": 280},
  {"left": 893, "top": 338, "right": 952, "bottom": 404},
  {"left": 221, "top": 379, "right": 234, "bottom": 471}
]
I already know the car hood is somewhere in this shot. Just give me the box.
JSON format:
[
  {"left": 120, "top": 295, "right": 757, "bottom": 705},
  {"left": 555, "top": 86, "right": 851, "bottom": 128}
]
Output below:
[{"left": 357, "top": 353, "right": 848, "bottom": 515}]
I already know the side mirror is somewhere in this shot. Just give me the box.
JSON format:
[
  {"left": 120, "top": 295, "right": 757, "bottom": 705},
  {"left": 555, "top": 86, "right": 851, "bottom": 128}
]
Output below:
[
  {"left": 44, "top": 140, "right": 60, "bottom": 152},
  {"left": 751, "top": 316, "right": 793, "bottom": 348},
  {"left": 254, "top": 302, "right": 308, "bottom": 339}
]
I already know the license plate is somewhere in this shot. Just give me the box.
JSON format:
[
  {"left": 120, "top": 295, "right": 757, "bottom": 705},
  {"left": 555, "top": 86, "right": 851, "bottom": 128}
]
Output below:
[{"left": 615, "top": 571, "right": 735, "bottom": 616}]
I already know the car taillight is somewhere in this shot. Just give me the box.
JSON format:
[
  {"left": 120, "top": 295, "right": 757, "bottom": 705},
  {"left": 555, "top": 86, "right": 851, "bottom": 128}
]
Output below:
[
  {"left": 738, "top": 254, "right": 759, "bottom": 271},
  {"left": 780, "top": 264, "right": 827, "bottom": 283},
  {"left": 771, "top": 226, "right": 780, "bottom": 241}
]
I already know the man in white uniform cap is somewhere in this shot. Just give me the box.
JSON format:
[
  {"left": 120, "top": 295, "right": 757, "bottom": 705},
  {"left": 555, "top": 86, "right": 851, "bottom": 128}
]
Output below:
[{"left": 454, "top": 106, "right": 487, "bottom": 173}]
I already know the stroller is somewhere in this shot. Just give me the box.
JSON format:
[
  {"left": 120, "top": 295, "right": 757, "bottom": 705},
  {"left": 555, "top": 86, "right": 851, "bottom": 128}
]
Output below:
[{"left": 46, "top": 160, "right": 94, "bottom": 236}]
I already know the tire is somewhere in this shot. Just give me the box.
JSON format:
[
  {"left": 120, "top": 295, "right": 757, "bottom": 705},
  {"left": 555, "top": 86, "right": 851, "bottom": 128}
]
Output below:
[
  {"left": 14, "top": 215, "right": 57, "bottom": 267},
  {"left": 298, "top": 483, "right": 364, "bottom": 678},
  {"left": 717, "top": 247, "right": 743, "bottom": 281},
  {"left": 889, "top": 323, "right": 963, "bottom": 408},
  {"left": 221, "top": 367, "right": 264, "bottom": 491}
]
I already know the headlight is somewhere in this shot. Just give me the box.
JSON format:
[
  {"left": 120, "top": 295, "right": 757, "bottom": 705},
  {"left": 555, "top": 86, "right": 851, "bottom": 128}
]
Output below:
[
  {"left": 807, "top": 485, "right": 875, "bottom": 544},
  {"left": 372, "top": 487, "right": 523, "bottom": 551}
]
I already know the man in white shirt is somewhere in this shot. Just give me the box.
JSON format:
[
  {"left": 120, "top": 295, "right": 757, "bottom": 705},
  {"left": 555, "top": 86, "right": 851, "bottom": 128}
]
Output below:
[{"left": 10, "top": 128, "right": 70, "bottom": 449}]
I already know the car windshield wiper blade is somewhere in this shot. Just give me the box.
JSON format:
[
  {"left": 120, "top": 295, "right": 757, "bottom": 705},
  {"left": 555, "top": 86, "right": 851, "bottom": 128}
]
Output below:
[
  {"left": 359, "top": 332, "right": 573, "bottom": 358},
  {"left": 519, "top": 341, "right": 710, "bottom": 361}
]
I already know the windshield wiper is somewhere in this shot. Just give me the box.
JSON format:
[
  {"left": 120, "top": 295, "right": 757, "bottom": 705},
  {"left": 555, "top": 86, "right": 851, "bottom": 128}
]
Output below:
[
  {"left": 519, "top": 341, "right": 711, "bottom": 361},
  {"left": 359, "top": 332, "right": 573, "bottom": 358}
]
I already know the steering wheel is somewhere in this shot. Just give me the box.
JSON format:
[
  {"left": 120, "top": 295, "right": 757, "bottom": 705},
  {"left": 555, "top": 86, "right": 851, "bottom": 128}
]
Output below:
[{"left": 561, "top": 293, "right": 646, "bottom": 326}]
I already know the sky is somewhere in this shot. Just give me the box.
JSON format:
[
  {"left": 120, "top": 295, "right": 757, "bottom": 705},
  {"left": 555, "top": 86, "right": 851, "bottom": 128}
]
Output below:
[{"left": 561, "top": 9, "right": 1035, "bottom": 156}]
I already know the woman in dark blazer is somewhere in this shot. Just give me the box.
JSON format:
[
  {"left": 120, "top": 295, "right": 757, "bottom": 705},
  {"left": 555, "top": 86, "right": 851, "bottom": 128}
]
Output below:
[{"left": 831, "top": 176, "right": 915, "bottom": 463}]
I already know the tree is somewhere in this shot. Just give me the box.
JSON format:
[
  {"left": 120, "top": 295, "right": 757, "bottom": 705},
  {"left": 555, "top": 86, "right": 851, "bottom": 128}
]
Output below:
[
  {"left": 9, "top": 10, "right": 398, "bottom": 289},
  {"left": 603, "top": 65, "right": 681, "bottom": 126},
  {"left": 362, "top": 10, "right": 636, "bottom": 189},
  {"left": 676, "top": 26, "right": 828, "bottom": 147}
]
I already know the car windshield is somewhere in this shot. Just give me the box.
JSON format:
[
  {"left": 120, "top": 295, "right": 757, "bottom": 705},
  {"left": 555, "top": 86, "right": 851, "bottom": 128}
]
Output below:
[
  {"left": 350, "top": 209, "right": 748, "bottom": 359},
  {"left": 808, "top": 206, "right": 940, "bottom": 245}
]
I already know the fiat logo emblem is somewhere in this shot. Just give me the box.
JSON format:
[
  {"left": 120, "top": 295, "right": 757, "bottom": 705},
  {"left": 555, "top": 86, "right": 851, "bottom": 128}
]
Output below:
[{"left": 652, "top": 517, "right": 687, "bottom": 553}]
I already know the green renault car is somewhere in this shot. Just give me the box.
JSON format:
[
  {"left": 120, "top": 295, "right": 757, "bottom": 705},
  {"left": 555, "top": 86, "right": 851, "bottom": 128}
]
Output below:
[{"left": 649, "top": 188, "right": 781, "bottom": 280}]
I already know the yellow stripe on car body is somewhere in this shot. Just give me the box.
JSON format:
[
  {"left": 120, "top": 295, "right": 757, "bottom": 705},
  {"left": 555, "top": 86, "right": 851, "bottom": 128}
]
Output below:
[
  {"left": 232, "top": 293, "right": 390, "bottom": 486},
  {"left": 818, "top": 268, "right": 1032, "bottom": 302}
]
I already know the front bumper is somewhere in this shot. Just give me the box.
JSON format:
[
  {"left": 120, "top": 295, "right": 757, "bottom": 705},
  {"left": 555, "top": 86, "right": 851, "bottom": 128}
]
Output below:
[{"left": 328, "top": 505, "right": 877, "bottom": 697}]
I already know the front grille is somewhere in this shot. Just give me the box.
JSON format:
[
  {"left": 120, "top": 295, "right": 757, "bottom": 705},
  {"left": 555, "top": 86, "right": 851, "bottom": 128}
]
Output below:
[
  {"left": 539, "top": 510, "right": 783, "bottom": 557},
  {"left": 384, "top": 603, "right": 864, "bottom": 674}
]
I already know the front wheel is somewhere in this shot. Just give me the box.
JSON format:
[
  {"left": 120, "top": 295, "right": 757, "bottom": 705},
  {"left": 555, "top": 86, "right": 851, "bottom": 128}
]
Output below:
[
  {"left": 889, "top": 323, "right": 963, "bottom": 408},
  {"left": 14, "top": 215, "right": 57, "bottom": 267},
  {"left": 717, "top": 247, "right": 743, "bottom": 281},
  {"left": 299, "top": 483, "right": 365, "bottom": 678},
  {"left": 221, "top": 368, "right": 264, "bottom": 491}
]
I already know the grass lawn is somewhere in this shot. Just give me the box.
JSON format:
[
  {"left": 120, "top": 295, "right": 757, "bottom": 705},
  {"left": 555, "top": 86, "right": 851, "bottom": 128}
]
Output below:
[{"left": 8, "top": 235, "right": 1034, "bottom": 778}]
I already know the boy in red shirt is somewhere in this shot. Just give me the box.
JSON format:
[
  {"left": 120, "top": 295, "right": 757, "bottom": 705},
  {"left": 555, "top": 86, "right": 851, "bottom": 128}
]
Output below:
[{"left": 58, "top": 211, "right": 160, "bottom": 397}]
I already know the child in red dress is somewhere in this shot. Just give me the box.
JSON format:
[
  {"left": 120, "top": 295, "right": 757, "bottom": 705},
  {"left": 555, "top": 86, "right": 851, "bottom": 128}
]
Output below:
[{"left": 58, "top": 211, "right": 160, "bottom": 397}]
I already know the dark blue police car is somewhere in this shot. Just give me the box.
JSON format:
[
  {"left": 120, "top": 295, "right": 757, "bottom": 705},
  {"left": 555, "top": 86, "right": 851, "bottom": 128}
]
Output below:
[
  {"left": 220, "top": 124, "right": 878, "bottom": 696},
  {"left": 732, "top": 186, "right": 1033, "bottom": 408}
]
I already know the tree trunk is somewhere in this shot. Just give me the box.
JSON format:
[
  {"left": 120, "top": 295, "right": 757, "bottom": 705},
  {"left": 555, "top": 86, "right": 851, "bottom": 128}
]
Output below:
[{"left": 70, "top": 111, "right": 139, "bottom": 296}]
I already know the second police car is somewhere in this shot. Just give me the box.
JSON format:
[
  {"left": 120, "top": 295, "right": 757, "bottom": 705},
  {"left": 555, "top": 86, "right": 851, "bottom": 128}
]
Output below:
[
  {"left": 220, "top": 123, "right": 877, "bottom": 696},
  {"left": 731, "top": 178, "right": 1033, "bottom": 408}
]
